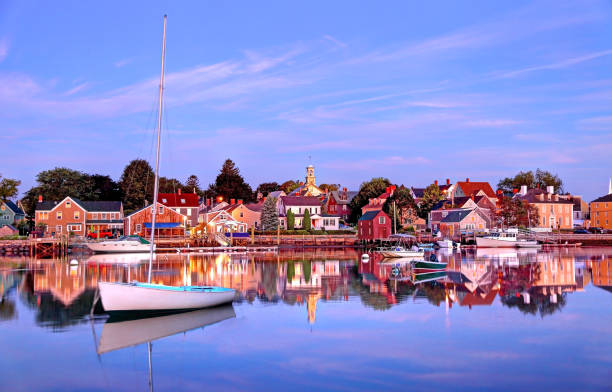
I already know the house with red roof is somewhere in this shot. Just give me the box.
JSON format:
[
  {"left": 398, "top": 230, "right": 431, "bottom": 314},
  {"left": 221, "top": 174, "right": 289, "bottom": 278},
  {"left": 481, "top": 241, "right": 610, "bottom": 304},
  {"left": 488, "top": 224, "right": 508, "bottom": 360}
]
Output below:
[
  {"left": 361, "top": 185, "right": 396, "bottom": 214},
  {"left": 452, "top": 178, "right": 496, "bottom": 200},
  {"left": 158, "top": 189, "right": 199, "bottom": 227}
]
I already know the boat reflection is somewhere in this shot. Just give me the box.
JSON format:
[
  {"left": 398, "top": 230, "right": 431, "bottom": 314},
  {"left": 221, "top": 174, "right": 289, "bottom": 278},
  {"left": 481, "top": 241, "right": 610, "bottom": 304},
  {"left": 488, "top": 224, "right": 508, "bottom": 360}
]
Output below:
[{"left": 97, "top": 305, "right": 236, "bottom": 354}]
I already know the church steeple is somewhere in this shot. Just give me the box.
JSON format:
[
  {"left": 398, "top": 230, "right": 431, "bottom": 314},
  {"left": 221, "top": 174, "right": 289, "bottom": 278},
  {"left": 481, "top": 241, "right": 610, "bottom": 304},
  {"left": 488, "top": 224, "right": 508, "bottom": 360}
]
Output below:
[{"left": 306, "top": 165, "right": 316, "bottom": 186}]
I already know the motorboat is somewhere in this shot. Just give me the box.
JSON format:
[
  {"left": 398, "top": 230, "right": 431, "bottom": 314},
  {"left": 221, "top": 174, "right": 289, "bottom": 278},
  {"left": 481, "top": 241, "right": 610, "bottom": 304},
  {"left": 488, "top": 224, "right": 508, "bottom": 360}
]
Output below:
[
  {"left": 437, "top": 239, "right": 460, "bottom": 249},
  {"left": 516, "top": 239, "right": 541, "bottom": 248},
  {"left": 86, "top": 235, "right": 152, "bottom": 254},
  {"left": 98, "top": 282, "right": 236, "bottom": 314},
  {"left": 476, "top": 230, "right": 540, "bottom": 249},
  {"left": 98, "top": 16, "right": 235, "bottom": 315}
]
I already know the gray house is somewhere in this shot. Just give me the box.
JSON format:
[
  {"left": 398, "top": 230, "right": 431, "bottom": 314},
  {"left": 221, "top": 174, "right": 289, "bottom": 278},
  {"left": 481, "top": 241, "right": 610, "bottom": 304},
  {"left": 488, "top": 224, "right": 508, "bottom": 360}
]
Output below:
[{"left": 0, "top": 200, "right": 26, "bottom": 226}]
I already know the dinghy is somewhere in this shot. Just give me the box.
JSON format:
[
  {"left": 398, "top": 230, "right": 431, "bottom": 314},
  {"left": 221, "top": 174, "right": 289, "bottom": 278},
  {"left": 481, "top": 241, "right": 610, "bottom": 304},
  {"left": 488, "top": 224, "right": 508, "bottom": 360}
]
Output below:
[
  {"left": 98, "top": 15, "right": 235, "bottom": 314},
  {"left": 412, "top": 254, "right": 448, "bottom": 273}
]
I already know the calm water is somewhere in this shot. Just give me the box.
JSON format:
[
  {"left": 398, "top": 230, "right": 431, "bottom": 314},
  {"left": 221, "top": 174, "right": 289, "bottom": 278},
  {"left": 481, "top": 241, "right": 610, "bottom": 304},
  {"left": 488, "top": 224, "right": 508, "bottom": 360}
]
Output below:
[{"left": 1, "top": 247, "right": 611, "bottom": 391}]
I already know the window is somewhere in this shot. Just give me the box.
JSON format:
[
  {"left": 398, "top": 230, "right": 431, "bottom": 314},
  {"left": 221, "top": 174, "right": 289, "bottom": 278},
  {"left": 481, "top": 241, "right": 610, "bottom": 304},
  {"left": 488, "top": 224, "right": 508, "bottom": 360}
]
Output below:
[
  {"left": 57, "top": 211, "right": 62, "bottom": 220},
  {"left": 187, "top": 208, "right": 192, "bottom": 216},
  {"left": 74, "top": 211, "right": 80, "bottom": 220},
  {"left": 136, "top": 224, "right": 142, "bottom": 233},
  {"left": 159, "top": 206, "right": 164, "bottom": 214},
  {"left": 101, "top": 213, "right": 107, "bottom": 220},
  {"left": 379, "top": 216, "right": 385, "bottom": 224},
  {"left": 66, "top": 201, "right": 71, "bottom": 208},
  {"left": 56, "top": 225, "right": 62, "bottom": 233},
  {"left": 565, "top": 217, "right": 569, "bottom": 226},
  {"left": 92, "top": 213, "right": 98, "bottom": 219},
  {"left": 67, "top": 224, "right": 82, "bottom": 232},
  {"left": 240, "top": 212, "right": 243, "bottom": 218},
  {"left": 342, "top": 205, "right": 347, "bottom": 211}
]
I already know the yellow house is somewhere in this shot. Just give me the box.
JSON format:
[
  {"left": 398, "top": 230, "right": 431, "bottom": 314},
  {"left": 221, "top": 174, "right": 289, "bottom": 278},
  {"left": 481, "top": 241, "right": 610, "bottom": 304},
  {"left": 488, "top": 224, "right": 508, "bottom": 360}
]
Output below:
[{"left": 590, "top": 193, "right": 612, "bottom": 230}]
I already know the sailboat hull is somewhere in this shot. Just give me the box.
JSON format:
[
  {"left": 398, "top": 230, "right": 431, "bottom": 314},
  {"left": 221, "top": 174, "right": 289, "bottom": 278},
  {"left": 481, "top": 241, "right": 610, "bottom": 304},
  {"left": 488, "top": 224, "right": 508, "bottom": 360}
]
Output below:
[{"left": 99, "top": 282, "right": 236, "bottom": 313}]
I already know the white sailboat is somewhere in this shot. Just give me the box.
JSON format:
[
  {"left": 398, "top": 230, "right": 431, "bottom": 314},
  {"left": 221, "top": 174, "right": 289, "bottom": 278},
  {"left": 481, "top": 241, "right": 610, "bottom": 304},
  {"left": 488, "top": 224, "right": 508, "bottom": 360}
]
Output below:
[
  {"left": 86, "top": 235, "right": 152, "bottom": 253},
  {"left": 98, "top": 15, "right": 236, "bottom": 314}
]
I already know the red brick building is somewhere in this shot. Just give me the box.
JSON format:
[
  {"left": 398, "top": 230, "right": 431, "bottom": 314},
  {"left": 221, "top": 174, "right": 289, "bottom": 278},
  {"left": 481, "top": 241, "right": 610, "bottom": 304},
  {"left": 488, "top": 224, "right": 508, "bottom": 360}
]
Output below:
[
  {"left": 358, "top": 210, "right": 391, "bottom": 240},
  {"left": 124, "top": 202, "right": 187, "bottom": 237}
]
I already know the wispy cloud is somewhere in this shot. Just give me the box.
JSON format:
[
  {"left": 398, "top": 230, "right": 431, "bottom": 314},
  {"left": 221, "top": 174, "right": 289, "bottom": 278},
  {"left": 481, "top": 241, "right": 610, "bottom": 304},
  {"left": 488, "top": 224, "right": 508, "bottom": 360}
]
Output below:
[
  {"left": 498, "top": 49, "right": 612, "bottom": 78},
  {"left": 577, "top": 115, "right": 612, "bottom": 131},
  {"left": 63, "top": 82, "right": 91, "bottom": 96},
  {"left": 114, "top": 58, "right": 133, "bottom": 68},
  {"left": 323, "top": 35, "right": 347, "bottom": 49},
  {"left": 464, "top": 119, "right": 524, "bottom": 127}
]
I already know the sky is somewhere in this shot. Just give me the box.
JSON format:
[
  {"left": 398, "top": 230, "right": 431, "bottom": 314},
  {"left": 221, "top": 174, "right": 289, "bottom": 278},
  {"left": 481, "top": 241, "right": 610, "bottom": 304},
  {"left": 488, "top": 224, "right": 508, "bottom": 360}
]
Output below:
[{"left": 1, "top": 0, "right": 612, "bottom": 200}]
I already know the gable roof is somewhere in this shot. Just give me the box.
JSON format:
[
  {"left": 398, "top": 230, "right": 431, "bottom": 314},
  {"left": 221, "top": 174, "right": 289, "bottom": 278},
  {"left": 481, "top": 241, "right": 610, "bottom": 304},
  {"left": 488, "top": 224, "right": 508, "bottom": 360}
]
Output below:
[
  {"left": 592, "top": 193, "right": 612, "bottom": 203},
  {"left": 35, "top": 197, "right": 122, "bottom": 212},
  {"left": 268, "top": 191, "right": 286, "bottom": 199},
  {"left": 330, "top": 190, "right": 358, "bottom": 204},
  {"left": 411, "top": 187, "right": 426, "bottom": 198},
  {"left": 359, "top": 210, "right": 387, "bottom": 221},
  {"left": 280, "top": 196, "right": 322, "bottom": 207},
  {"left": 456, "top": 181, "right": 496, "bottom": 198},
  {"left": 515, "top": 189, "right": 574, "bottom": 205},
  {"left": 126, "top": 201, "right": 186, "bottom": 218},
  {"left": 440, "top": 209, "right": 473, "bottom": 223},
  {"left": 245, "top": 201, "right": 265, "bottom": 212},
  {"left": 2, "top": 200, "right": 25, "bottom": 215},
  {"left": 158, "top": 192, "right": 199, "bottom": 207}
]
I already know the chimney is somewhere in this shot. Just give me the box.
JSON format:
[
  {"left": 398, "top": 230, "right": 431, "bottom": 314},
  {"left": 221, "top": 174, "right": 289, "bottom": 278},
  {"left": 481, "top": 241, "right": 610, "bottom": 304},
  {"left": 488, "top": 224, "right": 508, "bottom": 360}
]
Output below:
[
  {"left": 497, "top": 190, "right": 502, "bottom": 195},
  {"left": 193, "top": 188, "right": 196, "bottom": 194},
  {"left": 435, "top": 180, "right": 438, "bottom": 186},
  {"left": 177, "top": 188, "right": 181, "bottom": 195},
  {"left": 263, "top": 197, "right": 267, "bottom": 202},
  {"left": 238, "top": 199, "right": 243, "bottom": 204},
  {"left": 466, "top": 178, "right": 470, "bottom": 183},
  {"left": 446, "top": 178, "right": 450, "bottom": 186},
  {"left": 547, "top": 185, "right": 554, "bottom": 194},
  {"left": 230, "top": 199, "right": 235, "bottom": 205},
  {"left": 38, "top": 195, "right": 43, "bottom": 203},
  {"left": 520, "top": 185, "right": 527, "bottom": 196},
  {"left": 512, "top": 188, "right": 518, "bottom": 195},
  {"left": 470, "top": 194, "right": 475, "bottom": 201}
]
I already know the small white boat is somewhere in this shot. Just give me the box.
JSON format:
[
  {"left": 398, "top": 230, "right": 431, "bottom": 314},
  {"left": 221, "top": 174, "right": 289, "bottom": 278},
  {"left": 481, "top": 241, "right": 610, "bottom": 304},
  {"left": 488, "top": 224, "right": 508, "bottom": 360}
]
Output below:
[
  {"left": 378, "top": 246, "right": 424, "bottom": 258},
  {"left": 86, "top": 236, "right": 152, "bottom": 253},
  {"left": 437, "top": 239, "right": 459, "bottom": 248},
  {"left": 98, "top": 282, "right": 236, "bottom": 313},
  {"left": 476, "top": 232, "right": 517, "bottom": 248}
]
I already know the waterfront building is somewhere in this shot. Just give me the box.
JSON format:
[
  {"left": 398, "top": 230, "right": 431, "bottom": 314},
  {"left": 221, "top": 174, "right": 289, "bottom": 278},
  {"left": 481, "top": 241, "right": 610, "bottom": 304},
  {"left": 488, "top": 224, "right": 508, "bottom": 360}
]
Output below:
[
  {"left": 0, "top": 200, "right": 25, "bottom": 226},
  {"left": 288, "top": 165, "right": 324, "bottom": 196},
  {"left": 221, "top": 201, "right": 262, "bottom": 230},
  {"left": 35, "top": 196, "right": 123, "bottom": 237},
  {"left": 590, "top": 191, "right": 612, "bottom": 230},
  {"left": 567, "top": 195, "right": 589, "bottom": 228},
  {"left": 198, "top": 209, "right": 247, "bottom": 234},
  {"left": 326, "top": 188, "right": 357, "bottom": 221},
  {"left": 0, "top": 224, "right": 18, "bottom": 236},
  {"left": 438, "top": 208, "right": 490, "bottom": 237},
  {"left": 157, "top": 189, "right": 199, "bottom": 228},
  {"left": 514, "top": 186, "right": 574, "bottom": 230},
  {"left": 279, "top": 196, "right": 339, "bottom": 230},
  {"left": 591, "top": 257, "right": 612, "bottom": 292},
  {"left": 124, "top": 201, "right": 187, "bottom": 237},
  {"left": 358, "top": 210, "right": 391, "bottom": 240}
]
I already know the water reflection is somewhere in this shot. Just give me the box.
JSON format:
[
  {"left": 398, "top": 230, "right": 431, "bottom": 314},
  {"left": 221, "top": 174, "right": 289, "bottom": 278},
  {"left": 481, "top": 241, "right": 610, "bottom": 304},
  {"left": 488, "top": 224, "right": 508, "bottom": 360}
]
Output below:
[{"left": 1, "top": 247, "right": 612, "bottom": 328}]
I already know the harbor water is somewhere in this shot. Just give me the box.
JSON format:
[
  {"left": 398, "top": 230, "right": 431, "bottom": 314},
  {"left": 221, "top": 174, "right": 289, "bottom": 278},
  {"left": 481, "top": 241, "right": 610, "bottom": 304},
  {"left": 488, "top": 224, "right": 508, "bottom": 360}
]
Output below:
[{"left": 0, "top": 247, "right": 611, "bottom": 391}]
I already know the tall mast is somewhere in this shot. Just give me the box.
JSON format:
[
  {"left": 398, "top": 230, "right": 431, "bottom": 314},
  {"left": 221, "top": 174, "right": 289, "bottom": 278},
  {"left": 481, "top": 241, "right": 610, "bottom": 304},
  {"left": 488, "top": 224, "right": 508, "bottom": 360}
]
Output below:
[{"left": 148, "top": 14, "right": 167, "bottom": 283}]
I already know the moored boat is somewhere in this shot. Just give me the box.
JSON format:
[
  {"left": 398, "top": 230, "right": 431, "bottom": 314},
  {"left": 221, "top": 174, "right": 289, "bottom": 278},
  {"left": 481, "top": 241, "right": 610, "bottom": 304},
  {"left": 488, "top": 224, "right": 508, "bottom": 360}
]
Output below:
[
  {"left": 86, "top": 235, "right": 152, "bottom": 254},
  {"left": 98, "top": 282, "right": 235, "bottom": 314},
  {"left": 412, "top": 271, "right": 446, "bottom": 284},
  {"left": 411, "top": 254, "right": 447, "bottom": 273},
  {"left": 378, "top": 246, "right": 424, "bottom": 258}
]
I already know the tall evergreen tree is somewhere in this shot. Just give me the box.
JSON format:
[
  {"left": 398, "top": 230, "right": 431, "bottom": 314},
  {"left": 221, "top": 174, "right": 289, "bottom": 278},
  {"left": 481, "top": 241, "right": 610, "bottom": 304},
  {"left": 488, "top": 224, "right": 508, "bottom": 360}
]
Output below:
[
  {"left": 261, "top": 196, "right": 279, "bottom": 231},
  {"left": 119, "top": 159, "right": 155, "bottom": 213},
  {"left": 184, "top": 174, "right": 203, "bottom": 196},
  {"left": 207, "top": 159, "right": 254, "bottom": 202},
  {"left": 287, "top": 209, "right": 295, "bottom": 230},
  {"left": 303, "top": 208, "right": 311, "bottom": 231}
]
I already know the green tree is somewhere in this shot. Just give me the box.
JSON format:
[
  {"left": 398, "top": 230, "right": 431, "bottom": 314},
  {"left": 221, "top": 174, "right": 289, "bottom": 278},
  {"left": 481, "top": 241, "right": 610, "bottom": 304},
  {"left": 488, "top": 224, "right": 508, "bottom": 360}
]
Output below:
[
  {"left": 207, "top": 159, "right": 254, "bottom": 202},
  {"left": 303, "top": 208, "right": 311, "bottom": 231},
  {"left": 280, "top": 180, "right": 301, "bottom": 194},
  {"left": 287, "top": 260, "right": 295, "bottom": 283},
  {"left": 261, "top": 196, "right": 279, "bottom": 231},
  {"left": 255, "top": 182, "right": 280, "bottom": 197},
  {"left": 498, "top": 196, "right": 539, "bottom": 227},
  {"left": 0, "top": 174, "right": 20, "bottom": 201},
  {"left": 497, "top": 169, "right": 564, "bottom": 194},
  {"left": 158, "top": 177, "right": 184, "bottom": 193},
  {"left": 287, "top": 209, "right": 295, "bottom": 230},
  {"left": 383, "top": 185, "right": 417, "bottom": 227},
  {"left": 418, "top": 183, "right": 444, "bottom": 220},
  {"left": 119, "top": 159, "right": 155, "bottom": 213},
  {"left": 319, "top": 183, "right": 339, "bottom": 192},
  {"left": 347, "top": 177, "right": 391, "bottom": 224},
  {"left": 22, "top": 167, "right": 96, "bottom": 215},
  {"left": 183, "top": 174, "right": 203, "bottom": 196},
  {"left": 88, "top": 174, "right": 122, "bottom": 201}
]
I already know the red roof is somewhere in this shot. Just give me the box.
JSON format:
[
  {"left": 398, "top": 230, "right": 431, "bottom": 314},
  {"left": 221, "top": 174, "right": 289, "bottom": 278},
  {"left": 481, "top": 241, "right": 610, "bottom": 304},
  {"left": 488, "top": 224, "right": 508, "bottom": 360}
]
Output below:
[
  {"left": 456, "top": 181, "right": 496, "bottom": 198},
  {"left": 158, "top": 192, "right": 199, "bottom": 207}
]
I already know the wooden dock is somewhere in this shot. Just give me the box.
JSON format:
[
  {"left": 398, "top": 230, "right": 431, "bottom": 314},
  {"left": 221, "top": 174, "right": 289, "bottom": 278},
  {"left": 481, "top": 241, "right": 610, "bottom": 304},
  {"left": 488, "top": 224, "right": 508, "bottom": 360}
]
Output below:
[{"left": 0, "top": 237, "right": 70, "bottom": 258}]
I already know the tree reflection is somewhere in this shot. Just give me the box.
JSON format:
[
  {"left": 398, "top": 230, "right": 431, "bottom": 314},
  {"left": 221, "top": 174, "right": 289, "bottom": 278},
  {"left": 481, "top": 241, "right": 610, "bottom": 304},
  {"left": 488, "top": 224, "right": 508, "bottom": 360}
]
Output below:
[
  {"left": 0, "top": 298, "right": 16, "bottom": 321},
  {"left": 500, "top": 292, "right": 567, "bottom": 318}
]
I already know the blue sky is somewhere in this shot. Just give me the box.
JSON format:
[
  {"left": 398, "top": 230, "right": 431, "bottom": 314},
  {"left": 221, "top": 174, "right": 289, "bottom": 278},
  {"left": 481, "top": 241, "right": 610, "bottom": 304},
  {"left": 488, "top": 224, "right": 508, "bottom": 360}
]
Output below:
[{"left": 1, "top": 1, "right": 611, "bottom": 200}]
